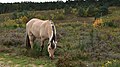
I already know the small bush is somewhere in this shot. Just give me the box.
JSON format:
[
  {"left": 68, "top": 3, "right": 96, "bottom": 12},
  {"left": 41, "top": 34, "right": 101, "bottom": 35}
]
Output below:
[
  {"left": 106, "top": 61, "right": 120, "bottom": 67},
  {"left": 102, "top": 60, "right": 120, "bottom": 67},
  {"left": 64, "top": 6, "right": 72, "bottom": 14},
  {"left": 71, "top": 8, "right": 78, "bottom": 15},
  {"left": 12, "top": 11, "right": 35, "bottom": 20},
  {"left": 20, "top": 16, "right": 29, "bottom": 24},
  {"left": 39, "top": 15, "right": 49, "bottom": 20},
  {"left": 50, "top": 11, "right": 65, "bottom": 20},
  {"left": 56, "top": 50, "right": 89, "bottom": 67},
  {"left": 24, "top": 42, "right": 49, "bottom": 58},
  {"left": 98, "top": 5, "right": 109, "bottom": 16},
  {"left": 88, "top": 5, "right": 99, "bottom": 17},
  {"left": 55, "top": 13, "right": 65, "bottom": 20},
  {"left": 1, "top": 19, "right": 18, "bottom": 29},
  {"left": 101, "top": 21, "right": 118, "bottom": 28},
  {"left": 24, "top": 43, "right": 41, "bottom": 58},
  {"left": 77, "top": 5, "right": 98, "bottom": 17},
  {"left": 78, "top": 6, "right": 86, "bottom": 17},
  {"left": 32, "top": 43, "right": 41, "bottom": 57},
  {"left": 56, "top": 52, "right": 87, "bottom": 67},
  {"left": 2, "top": 38, "right": 23, "bottom": 47}
]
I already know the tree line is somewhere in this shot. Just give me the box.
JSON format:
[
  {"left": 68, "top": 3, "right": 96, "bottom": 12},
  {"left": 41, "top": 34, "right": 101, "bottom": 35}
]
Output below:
[{"left": 0, "top": 0, "right": 119, "bottom": 14}]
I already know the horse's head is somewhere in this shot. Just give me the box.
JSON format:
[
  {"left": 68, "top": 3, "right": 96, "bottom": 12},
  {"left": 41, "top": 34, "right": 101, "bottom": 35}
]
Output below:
[{"left": 48, "top": 41, "right": 57, "bottom": 59}]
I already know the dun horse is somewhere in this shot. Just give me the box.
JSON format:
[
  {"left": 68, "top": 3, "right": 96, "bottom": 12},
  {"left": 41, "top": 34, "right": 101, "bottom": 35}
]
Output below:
[{"left": 26, "top": 18, "right": 57, "bottom": 59}]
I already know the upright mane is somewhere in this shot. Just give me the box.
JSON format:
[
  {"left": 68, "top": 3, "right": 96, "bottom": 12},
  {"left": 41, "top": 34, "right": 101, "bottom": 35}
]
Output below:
[{"left": 50, "top": 21, "right": 56, "bottom": 49}]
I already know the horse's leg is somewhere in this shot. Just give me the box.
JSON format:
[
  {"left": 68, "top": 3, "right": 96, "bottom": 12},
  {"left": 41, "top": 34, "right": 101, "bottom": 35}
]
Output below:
[
  {"left": 29, "top": 35, "right": 35, "bottom": 49},
  {"left": 40, "top": 39, "right": 44, "bottom": 52}
]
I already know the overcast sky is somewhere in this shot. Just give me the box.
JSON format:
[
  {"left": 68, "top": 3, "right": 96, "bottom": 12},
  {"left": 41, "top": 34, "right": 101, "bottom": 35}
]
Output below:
[{"left": 0, "top": 0, "right": 67, "bottom": 3}]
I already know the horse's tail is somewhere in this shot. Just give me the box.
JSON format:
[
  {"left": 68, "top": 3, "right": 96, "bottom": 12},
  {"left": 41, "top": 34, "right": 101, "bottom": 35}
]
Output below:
[{"left": 25, "top": 32, "right": 31, "bottom": 49}]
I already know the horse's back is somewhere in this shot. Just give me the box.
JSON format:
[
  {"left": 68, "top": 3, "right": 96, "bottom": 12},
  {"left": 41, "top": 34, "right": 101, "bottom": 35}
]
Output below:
[
  {"left": 26, "top": 18, "right": 43, "bottom": 37},
  {"left": 26, "top": 18, "right": 52, "bottom": 38},
  {"left": 26, "top": 18, "right": 42, "bottom": 28},
  {"left": 39, "top": 20, "right": 53, "bottom": 39}
]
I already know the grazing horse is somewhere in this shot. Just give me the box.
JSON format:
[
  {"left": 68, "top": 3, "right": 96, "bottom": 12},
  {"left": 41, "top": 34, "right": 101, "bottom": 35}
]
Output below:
[{"left": 26, "top": 18, "right": 57, "bottom": 59}]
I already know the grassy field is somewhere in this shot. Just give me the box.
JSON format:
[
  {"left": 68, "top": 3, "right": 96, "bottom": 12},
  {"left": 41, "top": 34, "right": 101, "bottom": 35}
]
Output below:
[{"left": 0, "top": 7, "right": 120, "bottom": 67}]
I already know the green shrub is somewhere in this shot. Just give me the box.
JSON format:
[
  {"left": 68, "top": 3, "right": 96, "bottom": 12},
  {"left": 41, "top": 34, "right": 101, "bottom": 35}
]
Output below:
[
  {"left": 24, "top": 42, "right": 49, "bottom": 58},
  {"left": 25, "top": 42, "right": 41, "bottom": 58},
  {"left": 50, "top": 11, "right": 65, "bottom": 20},
  {"left": 101, "top": 21, "right": 118, "bottom": 28},
  {"left": 78, "top": 6, "right": 86, "bottom": 17},
  {"left": 15, "top": 19, "right": 25, "bottom": 28},
  {"left": 20, "top": 16, "right": 29, "bottom": 24},
  {"left": 102, "top": 60, "right": 120, "bottom": 67},
  {"left": 2, "top": 38, "right": 23, "bottom": 47},
  {"left": 77, "top": 5, "right": 98, "bottom": 17},
  {"left": 64, "top": 6, "right": 72, "bottom": 14},
  {"left": 98, "top": 5, "right": 109, "bottom": 16},
  {"left": 88, "top": 6, "right": 99, "bottom": 17},
  {"left": 39, "top": 15, "right": 49, "bottom": 20},
  {"left": 77, "top": 5, "right": 109, "bottom": 17},
  {"left": 1, "top": 19, "right": 18, "bottom": 29},
  {"left": 56, "top": 52, "right": 87, "bottom": 67},
  {"left": 55, "top": 13, "right": 65, "bottom": 20},
  {"left": 12, "top": 12, "right": 18, "bottom": 19},
  {"left": 12, "top": 11, "right": 35, "bottom": 20},
  {"left": 32, "top": 43, "right": 41, "bottom": 57},
  {"left": 71, "top": 8, "right": 78, "bottom": 15},
  {"left": 106, "top": 61, "right": 120, "bottom": 67}
]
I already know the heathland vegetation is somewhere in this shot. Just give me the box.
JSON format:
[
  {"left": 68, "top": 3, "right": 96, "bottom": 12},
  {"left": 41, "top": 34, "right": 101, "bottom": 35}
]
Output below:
[{"left": 0, "top": 0, "right": 120, "bottom": 67}]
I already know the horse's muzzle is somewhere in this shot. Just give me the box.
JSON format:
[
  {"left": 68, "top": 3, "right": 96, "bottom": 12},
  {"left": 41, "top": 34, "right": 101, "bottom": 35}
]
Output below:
[{"left": 50, "top": 56, "right": 54, "bottom": 60}]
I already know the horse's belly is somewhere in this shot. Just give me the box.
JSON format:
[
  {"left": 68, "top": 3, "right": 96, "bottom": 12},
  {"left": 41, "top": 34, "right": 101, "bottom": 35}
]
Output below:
[
  {"left": 31, "top": 26, "right": 40, "bottom": 38},
  {"left": 32, "top": 31, "right": 40, "bottom": 38}
]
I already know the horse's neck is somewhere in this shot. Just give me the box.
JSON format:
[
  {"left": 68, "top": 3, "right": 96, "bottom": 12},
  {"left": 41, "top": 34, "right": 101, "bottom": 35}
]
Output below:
[
  {"left": 50, "top": 26, "right": 56, "bottom": 42},
  {"left": 43, "top": 20, "right": 56, "bottom": 42}
]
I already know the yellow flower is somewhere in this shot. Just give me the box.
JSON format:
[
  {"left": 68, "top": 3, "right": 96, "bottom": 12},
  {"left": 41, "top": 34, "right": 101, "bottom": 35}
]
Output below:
[{"left": 107, "top": 61, "right": 112, "bottom": 64}]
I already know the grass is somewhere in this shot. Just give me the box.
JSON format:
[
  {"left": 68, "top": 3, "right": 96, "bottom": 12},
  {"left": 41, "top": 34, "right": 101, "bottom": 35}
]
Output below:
[{"left": 0, "top": 52, "right": 55, "bottom": 67}]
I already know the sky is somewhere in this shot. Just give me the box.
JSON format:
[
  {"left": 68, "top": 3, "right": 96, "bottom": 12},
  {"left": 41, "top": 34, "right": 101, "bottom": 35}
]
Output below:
[{"left": 0, "top": 0, "right": 67, "bottom": 3}]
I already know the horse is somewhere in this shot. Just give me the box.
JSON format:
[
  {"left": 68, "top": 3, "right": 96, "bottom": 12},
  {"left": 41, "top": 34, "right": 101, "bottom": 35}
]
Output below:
[{"left": 26, "top": 18, "right": 57, "bottom": 59}]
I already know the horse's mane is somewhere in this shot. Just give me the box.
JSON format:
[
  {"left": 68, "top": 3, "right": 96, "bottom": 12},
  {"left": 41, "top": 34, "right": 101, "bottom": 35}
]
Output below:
[
  {"left": 51, "top": 26, "right": 55, "bottom": 42},
  {"left": 50, "top": 21, "right": 56, "bottom": 49}
]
